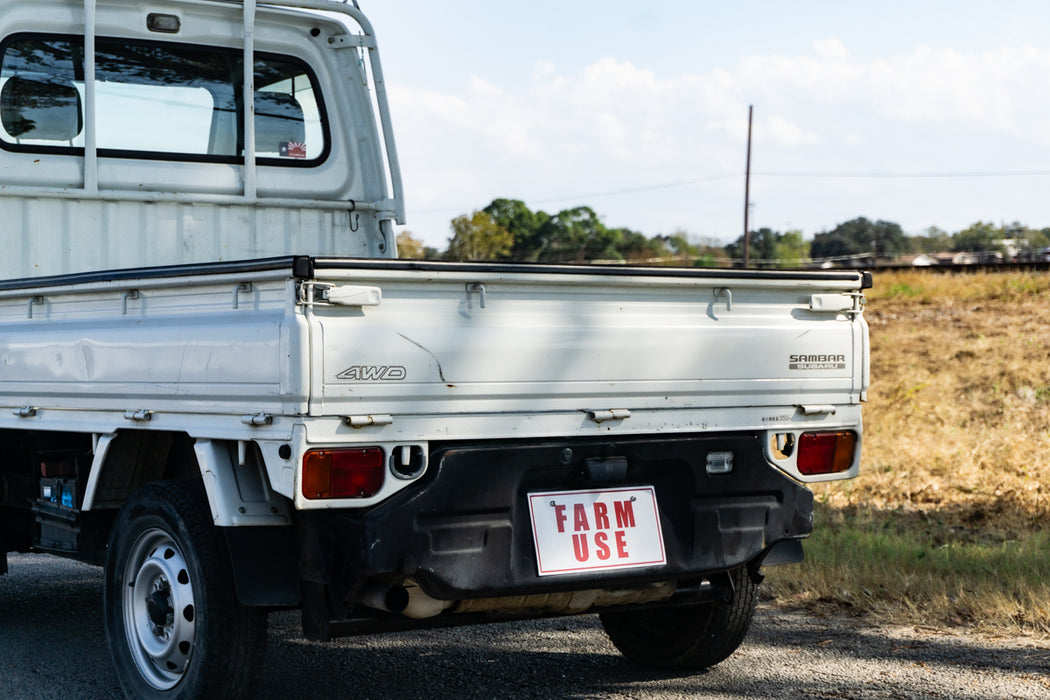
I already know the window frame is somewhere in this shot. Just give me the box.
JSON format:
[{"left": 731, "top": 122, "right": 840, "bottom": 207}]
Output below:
[{"left": 0, "top": 31, "right": 331, "bottom": 168}]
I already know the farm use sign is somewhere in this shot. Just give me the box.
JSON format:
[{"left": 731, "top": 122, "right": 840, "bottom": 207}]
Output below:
[{"left": 527, "top": 486, "right": 666, "bottom": 576}]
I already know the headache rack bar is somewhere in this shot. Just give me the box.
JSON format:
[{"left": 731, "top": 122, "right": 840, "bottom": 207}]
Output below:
[{"left": 75, "top": 0, "right": 404, "bottom": 223}]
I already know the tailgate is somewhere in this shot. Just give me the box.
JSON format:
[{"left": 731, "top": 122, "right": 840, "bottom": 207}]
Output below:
[{"left": 303, "top": 261, "right": 868, "bottom": 431}]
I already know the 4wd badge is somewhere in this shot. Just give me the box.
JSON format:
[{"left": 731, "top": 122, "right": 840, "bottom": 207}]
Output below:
[{"left": 337, "top": 365, "right": 407, "bottom": 381}]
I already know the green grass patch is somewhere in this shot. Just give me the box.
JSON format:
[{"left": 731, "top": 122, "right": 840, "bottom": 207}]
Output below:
[
  {"left": 765, "top": 506, "right": 1050, "bottom": 636},
  {"left": 882, "top": 282, "right": 923, "bottom": 299},
  {"left": 867, "top": 270, "right": 1050, "bottom": 303}
]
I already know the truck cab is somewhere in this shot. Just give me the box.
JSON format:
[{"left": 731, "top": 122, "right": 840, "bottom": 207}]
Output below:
[{"left": 0, "top": 0, "right": 401, "bottom": 280}]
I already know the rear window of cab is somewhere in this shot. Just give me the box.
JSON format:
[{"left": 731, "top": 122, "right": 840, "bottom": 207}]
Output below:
[{"left": 0, "top": 33, "right": 328, "bottom": 166}]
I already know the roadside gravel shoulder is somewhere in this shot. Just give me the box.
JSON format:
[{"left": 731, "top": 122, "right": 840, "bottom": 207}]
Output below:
[
  {"left": 255, "top": 604, "right": 1050, "bottom": 699},
  {"left": 736, "top": 607, "right": 1050, "bottom": 700},
  {"left": 2, "top": 555, "right": 1048, "bottom": 699}
]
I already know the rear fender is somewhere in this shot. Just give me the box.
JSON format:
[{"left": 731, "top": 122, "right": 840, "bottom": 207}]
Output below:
[{"left": 193, "top": 439, "right": 293, "bottom": 527}]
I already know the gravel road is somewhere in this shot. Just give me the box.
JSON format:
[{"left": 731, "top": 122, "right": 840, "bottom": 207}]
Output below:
[{"left": 2, "top": 553, "right": 1047, "bottom": 699}]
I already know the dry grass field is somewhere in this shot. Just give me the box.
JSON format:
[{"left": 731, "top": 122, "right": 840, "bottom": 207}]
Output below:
[{"left": 766, "top": 269, "right": 1050, "bottom": 637}]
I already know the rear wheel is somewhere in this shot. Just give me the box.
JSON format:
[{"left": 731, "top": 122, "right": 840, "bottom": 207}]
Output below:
[
  {"left": 104, "top": 480, "right": 267, "bottom": 699},
  {"left": 599, "top": 567, "right": 758, "bottom": 670}
]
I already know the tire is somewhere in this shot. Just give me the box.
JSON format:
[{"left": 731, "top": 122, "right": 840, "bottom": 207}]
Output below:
[
  {"left": 104, "top": 480, "right": 267, "bottom": 699},
  {"left": 599, "top": 568, "right": 759, "bottom": 670}
]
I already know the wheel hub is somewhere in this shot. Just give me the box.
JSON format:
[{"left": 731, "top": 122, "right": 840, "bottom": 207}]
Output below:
[
  {"left": 121, "top": 528, "right": 197, "bottom": 690},
  {"left": 147, "top": 584, "right": 174, "bottom": 627}
]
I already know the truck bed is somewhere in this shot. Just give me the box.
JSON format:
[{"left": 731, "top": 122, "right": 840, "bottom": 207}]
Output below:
[
  {"left": 0, "top": 256, "right": 869, "bottom": 430},
  {"left": 307, "top": 259, "right": 869, "bottom": 433}
]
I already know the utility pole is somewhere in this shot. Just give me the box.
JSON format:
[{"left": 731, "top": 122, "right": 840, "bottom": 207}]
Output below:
[{"left": 743, "top": 105, "right": 753, "bottom": 268}]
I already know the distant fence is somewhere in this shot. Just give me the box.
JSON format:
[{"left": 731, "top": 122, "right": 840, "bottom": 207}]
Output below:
[{"left": 874, "top": 261, "right": 1050, "bottom": 274}]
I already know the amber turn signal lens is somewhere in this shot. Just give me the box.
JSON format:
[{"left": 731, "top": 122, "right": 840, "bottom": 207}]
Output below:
[
  {"left": 796, "top": 431, "right": 856, "bottom": 476},
  {"left": 302, "top": 447, "right": 385, "bottom": 499}
]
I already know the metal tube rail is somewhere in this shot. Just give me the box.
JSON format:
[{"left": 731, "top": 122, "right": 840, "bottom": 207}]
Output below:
[
  {"left": 243, "top": 0, "right": 257, "bottom": 200},
  {"left": 75, "top": 0, "right": 405, "bottom": 223},
  {"left": 83, "top": 0, "right": 98, "bottom": 193},
  {"left": 254, "top": 0, "right": 406, "bottom": 223}
]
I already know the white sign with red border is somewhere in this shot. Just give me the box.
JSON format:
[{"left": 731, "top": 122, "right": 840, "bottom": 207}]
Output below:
[{"left": 527, "top": 486, "right": 666, "bottom": 576}]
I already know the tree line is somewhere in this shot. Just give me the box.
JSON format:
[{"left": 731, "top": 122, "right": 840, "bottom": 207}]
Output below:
[{"left": 396, "top": 198, "right": 1050, "bottom": 267}]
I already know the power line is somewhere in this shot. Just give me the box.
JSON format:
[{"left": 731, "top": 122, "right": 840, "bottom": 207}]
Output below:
[
  {"left": 413, "top": 174, "right": 737, "bottom": 215},
  {"left": 412, "top": 168, "right": 1050, "bottom": 216},
  {"left": 528, "top": 174, "right": 740, "bottom": 205}
]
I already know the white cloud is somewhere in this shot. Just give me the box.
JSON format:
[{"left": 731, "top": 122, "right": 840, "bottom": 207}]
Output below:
[
  {"left": 532, "top": 60, "right": 557, "bottom": 81},
  {"left": 764, "top": 116, "right": 820, "bottom": 147},
  {"left": 467, "top": 76, "right": 503, "bottom": 97},
  {"left": 388, "top": 40, "right": 1050, "bottom": 245},
  {"left": 813, "top": 38, "right": 850, "bottom": 60},
  {"left": 739, "top": 43, "right": 1050, "bottom": 142},
  {"left": 390, "top": 85, "right": 476, "bottom": 128}
]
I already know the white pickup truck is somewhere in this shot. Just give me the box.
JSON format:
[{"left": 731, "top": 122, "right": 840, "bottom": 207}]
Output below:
[{"left": 0, "top": 0, "right": 870, "bottom": 697}]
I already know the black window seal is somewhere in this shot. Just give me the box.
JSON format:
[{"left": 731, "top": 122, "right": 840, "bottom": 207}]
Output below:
[{"left": 0, "top": 31, "right": 332, "bottom": 169}]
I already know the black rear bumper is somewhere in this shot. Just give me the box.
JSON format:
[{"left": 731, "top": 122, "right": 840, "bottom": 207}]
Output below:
[{"left": 300, "top": 432, "right": 813, "bottom": 602}]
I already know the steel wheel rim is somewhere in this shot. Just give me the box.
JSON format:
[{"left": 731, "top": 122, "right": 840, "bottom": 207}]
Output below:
[{"left": 121, "top": 527, "right": 197, "bottom": 690}]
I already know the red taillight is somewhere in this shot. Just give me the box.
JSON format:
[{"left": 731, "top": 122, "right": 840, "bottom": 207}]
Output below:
[
  {"left": 302, "top": 448, "right": 385, "bottom": 499},
  {"left": 796, "top": 431, "right": 856, "bottom": 476}
]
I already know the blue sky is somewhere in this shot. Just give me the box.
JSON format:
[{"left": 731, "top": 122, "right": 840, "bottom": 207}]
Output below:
[{"left": 362, "top": 1, "right": 1050, "bottom": 250}]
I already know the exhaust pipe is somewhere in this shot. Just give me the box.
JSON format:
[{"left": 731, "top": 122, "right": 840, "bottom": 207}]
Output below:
[
  {"left": 360, "top": 579, "right": 677, "bottom": 619},
  {"left": 358, "top": 580, "right": 452, "bottom": 619}
]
